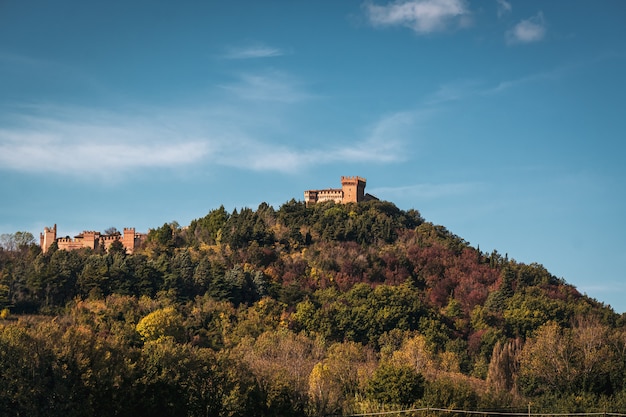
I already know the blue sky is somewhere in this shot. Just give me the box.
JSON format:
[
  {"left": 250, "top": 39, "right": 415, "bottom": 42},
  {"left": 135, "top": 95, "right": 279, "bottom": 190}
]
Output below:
[{"left": 1, "top": 0, "right": 625, "bottom": 312}]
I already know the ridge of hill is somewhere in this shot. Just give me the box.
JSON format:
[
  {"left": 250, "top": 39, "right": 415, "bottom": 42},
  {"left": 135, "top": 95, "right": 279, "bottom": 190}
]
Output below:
[{"left": 1, "top": 199, "right": 625, "bottom": 416}]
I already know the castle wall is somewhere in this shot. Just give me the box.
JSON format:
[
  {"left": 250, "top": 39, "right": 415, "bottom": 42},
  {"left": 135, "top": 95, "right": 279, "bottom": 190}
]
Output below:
[
  {"left": 304, "top": 176, "right": 367, "bottom": 206},
  {"left": 41, "top": 226, "right": 146, "bottom": 254},
  {"left": 100, "top": 233, "right": 121, "bottom": 252},
  {"left": 316, "top": 189, "right": 343, "bottom": 203},
  {"left": 79, "top": 231, "right": 99, "bottom": 251},
  {"left": 57, "top": 238, "right": 90, "bottom": 252}
]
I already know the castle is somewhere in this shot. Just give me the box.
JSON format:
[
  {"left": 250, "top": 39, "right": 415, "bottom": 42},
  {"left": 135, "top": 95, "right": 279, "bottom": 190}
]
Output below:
[
  {"left": 304, "top": 176, "right": 377, "bottom": 206},
  {"left": 38, "top": 176, "right": 375, "bottom": 252},
  {"left": 40, "top": 224, "right": 146, "bottom": 254}
]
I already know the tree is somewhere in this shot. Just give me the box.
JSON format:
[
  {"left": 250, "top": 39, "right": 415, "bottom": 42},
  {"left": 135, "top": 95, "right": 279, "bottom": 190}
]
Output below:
[
  {"left": 189, "top": 206, "right": 229, "bottom": 245},
  {"left": 366, "top": 363, "right": 424, "bottom": 406},
  {"left": 421, "top": 376, "right": 479, "bottom": 410},
  {"left": 235, "top": 330, "right": 323, "bottom": 417},
  {"left": 136, "top": 307, "right": 185, "bottom": 343},
  {"left": 572, "top": 315, "right": 614, "bottom": 393},
  {"left": 0, "top": 324, "right": 56, "bottom": 416},
  {"left": 486, "top": 338, "right": 523, "bottom": 393},
  {"left": 308, "top": 341, "right": 376, "bottom": 415},
  {"left": 108, "top": 239, "right": 126, "bottom": 255},
  {"left": 518, "top": 321, "right": 577, "bottom": 395},
  {"left": 390, "top": 334, "right": 434, "bottom": 375},
  {"left": 0, "top": 231, "right": 35, "bottom": 251},
  {"left": 146, "top": 223, "right": 179, "bottom": 254},
  {"left": 104, "top": 227, "right": 119, "bottom": 235},
  {"left": 78, "top": 254, "right": 110, "bottom": 298}
]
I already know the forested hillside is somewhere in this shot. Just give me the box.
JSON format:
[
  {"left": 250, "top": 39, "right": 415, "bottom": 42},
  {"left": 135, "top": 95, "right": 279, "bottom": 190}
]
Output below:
[{"left": 1, "top": 200, "right": 625, "bottom": 416}]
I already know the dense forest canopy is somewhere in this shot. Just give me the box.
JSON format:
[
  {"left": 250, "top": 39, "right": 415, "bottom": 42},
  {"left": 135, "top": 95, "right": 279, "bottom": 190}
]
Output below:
[{"left": 1, "top": 199, "right": 625, "bottom": 416}]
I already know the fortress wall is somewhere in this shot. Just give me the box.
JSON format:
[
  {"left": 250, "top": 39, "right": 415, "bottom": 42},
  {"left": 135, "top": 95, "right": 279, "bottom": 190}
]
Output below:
[
  {"left": 304, "top": 176, "right": 367, "bottom": 206},
  {"left": 316, "top": 189, "right": 343, "bottom": 203},
  {"left": 41, "top": 226, "right": 145, "bottom": 254}
]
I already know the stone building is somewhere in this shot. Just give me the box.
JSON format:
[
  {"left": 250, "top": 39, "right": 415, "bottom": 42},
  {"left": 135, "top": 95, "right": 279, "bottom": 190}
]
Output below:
[
  {"left": 304, "top": 176, "right": 377, "bottom": 206},
  {"left": 40, "top": 224, "right": 146, "bottom": 254}
]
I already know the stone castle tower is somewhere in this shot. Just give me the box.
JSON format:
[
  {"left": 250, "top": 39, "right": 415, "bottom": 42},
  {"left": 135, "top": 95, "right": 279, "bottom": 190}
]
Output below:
[
  {"left": 40, "top": 224, "right": 57, "bottom": 253},
  {"left": 340, "top": 176, "right": 366, "bottom": 203}
]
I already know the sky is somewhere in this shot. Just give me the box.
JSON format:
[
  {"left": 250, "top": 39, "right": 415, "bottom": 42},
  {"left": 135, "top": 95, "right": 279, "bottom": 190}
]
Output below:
[{"left": 1, "top": 0, "right": 625, "bottom": 312}]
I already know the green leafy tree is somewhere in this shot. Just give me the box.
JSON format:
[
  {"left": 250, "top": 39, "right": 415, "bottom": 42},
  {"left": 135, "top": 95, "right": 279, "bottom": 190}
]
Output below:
[
  {"left": 188, "top": 205, "right": 229, "bottom": 246},
  {"left": 366, "top": 363, "right": 424, "bottom": 406},
  {"left": 421, "top": 376, "right": 479, "bottom": 410},
  {"left": 78, "top": 254, "right": 110, "bottom": 298}
]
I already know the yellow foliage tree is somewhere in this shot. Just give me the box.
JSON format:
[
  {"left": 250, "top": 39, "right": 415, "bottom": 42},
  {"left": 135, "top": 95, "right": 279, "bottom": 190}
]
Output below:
[{"left": 136, "top": 306, "right": 184, "bottom": 342}]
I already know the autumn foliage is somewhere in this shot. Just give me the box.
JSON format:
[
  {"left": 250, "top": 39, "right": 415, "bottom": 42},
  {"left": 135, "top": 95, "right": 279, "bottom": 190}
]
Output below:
[{"left": 1, "top": 200, "right": 625, "bottom": 415}]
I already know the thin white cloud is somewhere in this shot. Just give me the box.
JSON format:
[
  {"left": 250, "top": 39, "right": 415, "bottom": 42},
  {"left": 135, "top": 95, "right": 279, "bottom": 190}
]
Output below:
[
  {"left": 364, "top": 0, "right": 470, "bottom": 34},
  {"left": 506, "top": 12, "right": 547, "bottom": 44},
  {"left": 223, "top": 44, "right": 285, "bottom": 59},
  {"left": 423, "top": 65, "right": 565, "bottom": 101},
  {"left": 496, "top": 0, "right": 512, "bottom": 18},
  {"left": 483, "top": 68, "right": 560, "bottom": 95},
  {"left": 426, "top": 79, "right": 482, "bottom": 104},
  {"left": 0, "top": 107, "right": 210, "bottom": 180},
  {"left": 343, "top": 110, "right": 421, "bottom": 162},
  {"left": 0, "top": 100, "right": 413, "bottom": 178},
  {"left": 219, "top": 70, "right": 315, "bottom": 103},
  {"left": 214, "top": 111, "right": 416, "bottom": 173}
]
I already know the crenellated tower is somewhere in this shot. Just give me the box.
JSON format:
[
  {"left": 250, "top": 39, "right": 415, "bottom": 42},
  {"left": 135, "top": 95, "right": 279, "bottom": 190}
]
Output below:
[
  {"left": 304, "top": 176, "right": 372, "bottom": 206},
  {"left": 341, "top": 176, "right": 366, "bottom": 203},
  {"left": 40, "top": 224, "right": 57, "bottom": 253},
  {"left": 123, "top": 228, "right": 137, "bottom": 254}
]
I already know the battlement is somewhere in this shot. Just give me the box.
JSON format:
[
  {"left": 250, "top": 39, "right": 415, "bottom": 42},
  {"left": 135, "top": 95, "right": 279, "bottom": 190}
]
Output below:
[
  {"left": 304, "top": 176, "right": 375, "bottom": 206},
  {"left": 340, "top": 176, "right": 366, "bottom": 184},
  {"left": 40, "top": 225, "right": 146, "bottom": 254},
  {"left": 40, "top": 224, "right": 57, "bottom": 252}
]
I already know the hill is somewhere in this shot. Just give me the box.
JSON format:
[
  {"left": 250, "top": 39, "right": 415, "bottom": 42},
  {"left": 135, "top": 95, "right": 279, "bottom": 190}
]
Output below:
[{"left": 1, "top": 200, "right": 625, "bottom": 416}]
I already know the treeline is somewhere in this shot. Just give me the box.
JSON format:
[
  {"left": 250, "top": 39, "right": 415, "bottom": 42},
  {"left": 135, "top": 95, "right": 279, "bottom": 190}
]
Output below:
[{"left": 1, "top": 200, "right": 625, "bottom": 416}]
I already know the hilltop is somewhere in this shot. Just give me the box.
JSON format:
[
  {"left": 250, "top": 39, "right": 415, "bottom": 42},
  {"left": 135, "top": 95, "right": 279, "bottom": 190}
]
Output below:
[{"left": 1, "top": 199, "right": 625, "bottom": 416}]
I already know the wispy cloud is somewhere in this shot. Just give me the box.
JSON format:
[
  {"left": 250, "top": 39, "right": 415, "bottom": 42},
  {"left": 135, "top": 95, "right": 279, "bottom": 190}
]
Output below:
[
  {"left": 0, "top": 107, "right": 210, "bottom": 180},
  {"left": 219, "top": 70, "right": 315, "bottom": 103},
  {"left": 506, "top": 12, "right": 547, "bottom": 45},
  {"left": 364, "top": 0, "right": 470, "bottom": 34},
  {"left": 347, "top": 110, "right": 422, "bottom": 162},
  {"left": 425, "top": 79, "right": 482, "bottom": 105},
  {"left": 214, "top": 110, "right": 417, "bottom": 173},
  {"left": 424, "top": 64, "right": 566, "bottom": 101},
  {"left": 0, "top": 99, "right": 414, "bottom": 179},
  {"left": 496, "top": 0, "right": 512, "bottom": 18},
  {"left": 223, "top": 43, "right": 285, "bottom": 60},
  {"left": 483, "top": 68, "right": 561, "bottom": 95}
]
